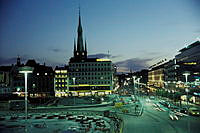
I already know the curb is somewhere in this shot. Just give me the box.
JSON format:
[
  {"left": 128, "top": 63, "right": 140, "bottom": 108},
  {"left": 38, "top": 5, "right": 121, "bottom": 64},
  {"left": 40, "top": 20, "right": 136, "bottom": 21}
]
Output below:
[{"left": 30, "top": 102, "right": 113, "bottom": 110}]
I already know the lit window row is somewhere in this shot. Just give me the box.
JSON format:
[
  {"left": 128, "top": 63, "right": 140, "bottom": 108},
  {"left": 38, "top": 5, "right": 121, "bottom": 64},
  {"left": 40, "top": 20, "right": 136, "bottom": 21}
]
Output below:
[
  {"left": 55, "top": 75, "right": 67, "bottom": 78},
  {"left": 55, "top": 70, "right": 67, "bottom": 73},
  {"left": 55, "top": 79, "right": 68, "bottom": 82},
  {"left": 55, "top": 84, "right": 68, "bottom": 87}
]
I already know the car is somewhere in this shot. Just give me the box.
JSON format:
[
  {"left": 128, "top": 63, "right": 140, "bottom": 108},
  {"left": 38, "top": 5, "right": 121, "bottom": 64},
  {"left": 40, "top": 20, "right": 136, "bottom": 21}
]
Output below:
[
  {"left": 146, "top": 98, "right": 150, "bottom": 102},
  {"left": 180, "top": 107, "right": 188, "bottom": 114},
  {"left": 149, "top": 96, "right": 155, "bottom": 100},
  {"left": 9, "top": 100, "right": 26, "bottom": 110},
  {"left": 188, "top": 107, "right": 200, "bottom": 116},
  {"left": 159, "top": 101, "right": 170, "bottom": 108}
]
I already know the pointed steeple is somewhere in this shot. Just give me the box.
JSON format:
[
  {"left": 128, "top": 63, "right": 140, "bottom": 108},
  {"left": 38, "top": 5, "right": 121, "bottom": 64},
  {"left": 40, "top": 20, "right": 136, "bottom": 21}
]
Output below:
[
  {"left": 78, "top": 8, "right": 82, "bottom": 33},
  {"left": 74, "top": 38, "right": 76, "bottom": 57},
  {"left": 77, "top": 6, "right": 84, "bottom": 52},
  {"left": 17, "top": 55, "right": 21, "bottom": 66},
  {"left": 85, "top": 39, "right": 87, "bottom": 52},
  {"left": 84, "top": 39, "right": 87, "bottom": 58}
]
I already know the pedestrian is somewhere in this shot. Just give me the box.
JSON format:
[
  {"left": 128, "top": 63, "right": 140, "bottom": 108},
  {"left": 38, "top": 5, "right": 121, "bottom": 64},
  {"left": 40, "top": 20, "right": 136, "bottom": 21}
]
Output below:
[{"left": 135, "top": 105, "right": 138, "bottom": 113}]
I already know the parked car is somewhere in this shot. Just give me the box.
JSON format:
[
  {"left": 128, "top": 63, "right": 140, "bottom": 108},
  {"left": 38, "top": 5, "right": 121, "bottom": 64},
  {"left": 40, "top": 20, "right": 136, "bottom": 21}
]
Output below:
[
  {"left": 9, "top": 100, "right": 25, "bottom": 110},
  {"left": 149, "top": 96, "right": 155, "bottom": 100},
  {"left": 188, "top": 107, "right": 200, "bottom": 116},
  {"left": 159, "top": 101, "right": 170, "bottom": 108},
  {"left": 180, "top": 107, "right": 188, "bottom": 114}
]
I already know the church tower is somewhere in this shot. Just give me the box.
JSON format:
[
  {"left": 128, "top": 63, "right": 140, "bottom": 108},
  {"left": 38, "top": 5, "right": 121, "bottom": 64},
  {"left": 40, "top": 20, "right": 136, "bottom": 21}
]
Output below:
[
  {"left": 16, "top": 55, "right": 21, "bottom": 66},
  {"left": 73, "top": 8, "right": 87, "bottom": 60}
]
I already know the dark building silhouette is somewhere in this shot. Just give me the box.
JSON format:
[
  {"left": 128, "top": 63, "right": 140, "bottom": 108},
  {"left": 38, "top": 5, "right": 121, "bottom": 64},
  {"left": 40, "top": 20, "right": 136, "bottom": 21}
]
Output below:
[{"left": 25, "top": 59, "right": 54, "bottom": 98}]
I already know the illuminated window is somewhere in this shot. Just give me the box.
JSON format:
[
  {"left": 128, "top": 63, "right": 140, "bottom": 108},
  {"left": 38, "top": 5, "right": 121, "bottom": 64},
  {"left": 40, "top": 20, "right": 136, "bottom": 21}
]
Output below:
[
  {"left": 62, "top": 84, "right": 64, "bottom": 87},
  {"left": 62, "top": 79, "right": 64, "bottom": 82},
  {"left": 55, "top": 70, "right": 60, "bottom": 73},
  {"left": 62, "top": 70, "right": 67, "bottom": 73}
]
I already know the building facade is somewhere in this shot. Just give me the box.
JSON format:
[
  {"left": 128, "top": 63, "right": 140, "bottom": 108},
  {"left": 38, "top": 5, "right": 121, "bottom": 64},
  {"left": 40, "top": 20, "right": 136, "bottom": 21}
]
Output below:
[
  {"left": 68, "top": 12, "right": 113, "bottom": 96},
  {"left": 175, "top": 41, "right": 200, "bottom": 84},
  {"left": 54, "top": 66, "right": 68, "bottom": 97},
  {"left": 148, "top": 64, "right": 165, "bottom": 91}
]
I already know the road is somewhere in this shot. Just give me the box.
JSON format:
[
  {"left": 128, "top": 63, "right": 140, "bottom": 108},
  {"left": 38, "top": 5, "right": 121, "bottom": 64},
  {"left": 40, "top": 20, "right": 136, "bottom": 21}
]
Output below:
[
  {"left": 122, "top": 97, "right": 200, "bottom": 133},
  {"left": 1, "top": 95, "right": 200, "bottom": 133}
]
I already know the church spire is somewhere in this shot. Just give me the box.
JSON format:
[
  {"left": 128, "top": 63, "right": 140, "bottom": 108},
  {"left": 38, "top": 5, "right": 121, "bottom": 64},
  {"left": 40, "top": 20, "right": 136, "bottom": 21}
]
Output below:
[
  {"left": 85, "top": 39, "right": 87, "bottom": 52},
  {"left": 77, "top": 7, "right": 82, "bottom": 33},
  {"left": 17, "top": 55, "right": 21, "bottom": 66},
  {"left": 74, "top": 38, "right": 76, "bottom": 57},
  {"left": 85, "top": 39, "right": 87, "bottom": 58},
  {"left": 77, "top": 6, "right": 84, "bottom": 53}
]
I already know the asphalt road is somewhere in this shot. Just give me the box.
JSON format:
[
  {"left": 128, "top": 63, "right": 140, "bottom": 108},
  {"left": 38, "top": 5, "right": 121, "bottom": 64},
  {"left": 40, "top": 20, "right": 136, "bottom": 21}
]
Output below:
[{"left": 122, "top": 97, "right": 200, "bottom": 133}]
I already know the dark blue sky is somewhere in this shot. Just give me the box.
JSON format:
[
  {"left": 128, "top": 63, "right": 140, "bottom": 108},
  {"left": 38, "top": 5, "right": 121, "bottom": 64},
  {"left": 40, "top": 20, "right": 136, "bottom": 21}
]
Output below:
[{"left": 0, "top": 0, "right": 199, "bottom": 72}]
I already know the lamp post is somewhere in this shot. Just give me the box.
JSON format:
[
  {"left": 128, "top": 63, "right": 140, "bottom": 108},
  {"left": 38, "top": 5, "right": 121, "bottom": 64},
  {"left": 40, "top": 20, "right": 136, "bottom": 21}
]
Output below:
[
  {"left": 19, "top": 66, "right": 33, "bottom": 132},
  {"left": 137, "top": 77, "right": 141, "bottom": 96},
  {"left": 183, "top": 72, "right": 190, "bottom": 133},
  {"left": 72, "top": 77, "right": 76, "bottom": 105},
  {"left": 138, "top": 76, "right": 142, "bottom": 89},
  {"left": 172, "top": 90, "right": 174, "bottom": 104},
  {"left": 132, "top": 76, "right": 136, "bottom": 95},
  {"left": 183, "top": 72, "right": 190, "bottom": 106}
]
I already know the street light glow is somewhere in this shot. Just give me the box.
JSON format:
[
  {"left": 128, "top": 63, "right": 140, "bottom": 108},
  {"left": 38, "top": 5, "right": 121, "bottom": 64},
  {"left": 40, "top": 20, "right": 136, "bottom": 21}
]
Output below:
[{"left": 19, "top": 66, "right": 33, "bottom": 127}]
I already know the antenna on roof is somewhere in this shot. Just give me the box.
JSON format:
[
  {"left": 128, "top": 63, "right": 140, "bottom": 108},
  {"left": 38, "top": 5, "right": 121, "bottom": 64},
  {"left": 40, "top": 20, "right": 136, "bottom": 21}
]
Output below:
[{"left": 108, "top": 50, "right": 110, "bottom": 59}]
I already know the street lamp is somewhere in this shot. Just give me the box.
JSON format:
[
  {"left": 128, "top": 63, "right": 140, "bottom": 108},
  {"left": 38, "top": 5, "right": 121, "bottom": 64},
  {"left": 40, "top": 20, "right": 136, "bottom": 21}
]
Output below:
[
  {"left": 183, "top": 72, "right": 190, "bottom": 106},
  {"left": 19, "top": 66, "right": 33, "bottom": 131},
  {"left": 137, "top": 76, "right": 142, "bottom": 89},
  {"left": 183, "top": 72, "right": 190, "bottom": 133},
  {"left": 72, "top": 77, "right": 76, "bottom": 105},
  {"left": 172, "top": 90, "right": 174, "bottom": 104},
  {"left": 132, "top": 76, "right": 136, "bottom": 95}
]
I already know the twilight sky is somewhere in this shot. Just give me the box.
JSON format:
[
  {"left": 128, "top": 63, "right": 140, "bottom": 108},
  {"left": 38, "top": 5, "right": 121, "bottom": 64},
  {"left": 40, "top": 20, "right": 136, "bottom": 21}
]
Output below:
[{"left": 0, "top": 0, "right": 200, "bottom": 72}]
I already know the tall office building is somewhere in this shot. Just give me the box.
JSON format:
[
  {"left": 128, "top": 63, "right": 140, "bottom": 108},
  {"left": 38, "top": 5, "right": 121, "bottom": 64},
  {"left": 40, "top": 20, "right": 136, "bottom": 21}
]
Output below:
[{"left": 68, "top": 12, "right": 113, "bottom": 96}]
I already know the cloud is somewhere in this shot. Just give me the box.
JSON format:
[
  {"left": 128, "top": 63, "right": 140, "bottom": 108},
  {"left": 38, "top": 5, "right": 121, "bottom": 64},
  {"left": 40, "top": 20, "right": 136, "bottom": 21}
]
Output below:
[
  {"left": 49, "top": 48, "right": 66, "bottom": 53},
  {"left": 114, "top": 58, "right": 153, "bottom": 72},
  {"left": 111, "top": 55, "right": 122, "bottom": 59},
  {"left": 88, "top": 53, "right": 121, "bottom": 59},
  {"left": 194, "top": 29, "right": 200, "bottom": 33},
  {"left": 0, "top": 56, "right": 65, "bottom": 69},
  {"left": 0, "top": 56, "right": 28, "bottom": 65},
  {"left": 88, "top": 53, "right": 109, "bottom": 58}
]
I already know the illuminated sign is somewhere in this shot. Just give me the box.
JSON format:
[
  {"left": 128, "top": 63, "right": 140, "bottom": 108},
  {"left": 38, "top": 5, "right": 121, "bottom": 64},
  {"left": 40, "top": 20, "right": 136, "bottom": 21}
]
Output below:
[
  {"left": 96, "top": 59, "right": 111, "bottom": 62},
  {"left": 184, "top": 62, "right": 197, "bottom": 65},
  {"left": 69, "top": 84, "right": 111, "bottom": 87}
]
